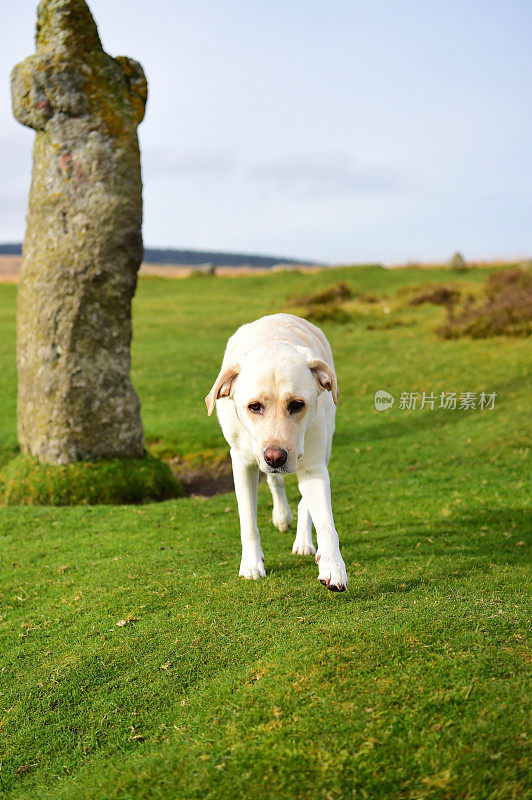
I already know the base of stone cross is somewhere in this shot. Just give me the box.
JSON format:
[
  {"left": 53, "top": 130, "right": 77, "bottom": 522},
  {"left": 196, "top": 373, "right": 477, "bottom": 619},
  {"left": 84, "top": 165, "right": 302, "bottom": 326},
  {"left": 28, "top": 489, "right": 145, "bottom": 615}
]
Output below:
[{"left": 0, "top": 453, "right": 182, "bottom": 506}]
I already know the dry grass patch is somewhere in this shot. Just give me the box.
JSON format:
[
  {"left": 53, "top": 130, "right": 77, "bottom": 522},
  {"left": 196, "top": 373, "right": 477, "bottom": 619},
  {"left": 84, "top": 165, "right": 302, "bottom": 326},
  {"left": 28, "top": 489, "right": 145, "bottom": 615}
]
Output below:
[
  {"left": 409, "top": 286, "right": 460, "bottom": 307},
  {"left": 287, "top": 282, "right": 353, "bottom": 322},
  {"left": 437, "top": 267, "right": 532, "bottom": 339}
]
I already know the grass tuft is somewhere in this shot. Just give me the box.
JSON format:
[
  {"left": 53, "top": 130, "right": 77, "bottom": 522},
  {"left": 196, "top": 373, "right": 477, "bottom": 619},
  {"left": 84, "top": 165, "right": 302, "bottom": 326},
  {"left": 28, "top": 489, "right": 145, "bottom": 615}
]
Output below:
[{"left": 0, "top": 452, "right": 182, "bottom": 506}]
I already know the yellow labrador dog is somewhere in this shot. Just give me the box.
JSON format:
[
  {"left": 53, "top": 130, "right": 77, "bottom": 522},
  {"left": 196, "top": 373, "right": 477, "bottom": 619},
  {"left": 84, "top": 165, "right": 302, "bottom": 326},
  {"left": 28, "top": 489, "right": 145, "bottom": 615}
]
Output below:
[{"left": 205, "top": 313, "right": 347, "bottom": 592}]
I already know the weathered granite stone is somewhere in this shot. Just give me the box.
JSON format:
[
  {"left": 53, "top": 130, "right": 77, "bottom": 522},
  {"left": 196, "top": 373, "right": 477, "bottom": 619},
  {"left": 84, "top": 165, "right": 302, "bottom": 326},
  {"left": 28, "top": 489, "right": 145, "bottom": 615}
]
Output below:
[
  {"left": 11, "top": 0, "right": 147, "bottom": 464},
  {"left": 449, "top": 252, "right": 467, "bottom": 272}
]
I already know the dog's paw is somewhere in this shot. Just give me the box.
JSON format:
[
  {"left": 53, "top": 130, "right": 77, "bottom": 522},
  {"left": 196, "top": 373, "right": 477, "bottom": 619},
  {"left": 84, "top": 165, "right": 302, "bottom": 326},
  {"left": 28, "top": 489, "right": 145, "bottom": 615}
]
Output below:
[
  {"left": 239, "top": 549, "right": 266, "bottom": 580},
  {"left": 292, "top": 539, "right": 316, "bottom": 557},
  {"left": 317, "top": 552, "right": 348, "bottom": 592},
  {"left": 272, "top": 505, "right": 293, "bottom": 533}
]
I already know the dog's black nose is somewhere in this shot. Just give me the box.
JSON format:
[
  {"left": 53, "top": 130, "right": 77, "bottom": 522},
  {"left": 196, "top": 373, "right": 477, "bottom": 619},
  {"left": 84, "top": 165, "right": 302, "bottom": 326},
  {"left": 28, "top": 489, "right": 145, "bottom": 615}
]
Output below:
[{"left": 264, "top": 446, "right": 288, "bottom": 468}]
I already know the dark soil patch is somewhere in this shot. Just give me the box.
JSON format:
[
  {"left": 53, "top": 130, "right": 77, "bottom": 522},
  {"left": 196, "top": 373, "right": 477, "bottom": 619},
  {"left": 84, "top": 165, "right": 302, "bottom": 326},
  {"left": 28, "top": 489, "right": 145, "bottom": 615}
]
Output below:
[{"left": 168, "top": 454, "right": 234, "bottom": 497}]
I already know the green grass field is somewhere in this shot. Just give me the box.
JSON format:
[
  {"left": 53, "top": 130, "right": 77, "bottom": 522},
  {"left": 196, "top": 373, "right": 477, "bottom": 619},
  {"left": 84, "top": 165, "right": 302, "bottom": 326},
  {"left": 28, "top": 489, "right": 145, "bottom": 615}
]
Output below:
[{"left": 0, "top": 265, "right": 530, "bottom": 799}]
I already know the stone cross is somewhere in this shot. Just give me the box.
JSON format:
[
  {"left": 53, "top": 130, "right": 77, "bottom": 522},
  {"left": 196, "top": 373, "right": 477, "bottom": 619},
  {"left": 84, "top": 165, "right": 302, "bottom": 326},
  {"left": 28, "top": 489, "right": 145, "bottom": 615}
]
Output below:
[{"left": 11, "top": 0, "right": 148, "bottom": 464}]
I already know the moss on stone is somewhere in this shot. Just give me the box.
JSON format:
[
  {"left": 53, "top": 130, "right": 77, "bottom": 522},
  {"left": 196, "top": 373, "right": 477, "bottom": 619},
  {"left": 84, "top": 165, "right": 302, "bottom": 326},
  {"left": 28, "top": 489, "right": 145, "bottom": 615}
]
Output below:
[
  {"left": 11, "top": 0, "right": 149, "bottom": 466},
  {"left": 0, "top": 453, "right": 182, "bottom": 506},
  {"left": 36, "top": 0, "right": 102, "bottom": 53}
]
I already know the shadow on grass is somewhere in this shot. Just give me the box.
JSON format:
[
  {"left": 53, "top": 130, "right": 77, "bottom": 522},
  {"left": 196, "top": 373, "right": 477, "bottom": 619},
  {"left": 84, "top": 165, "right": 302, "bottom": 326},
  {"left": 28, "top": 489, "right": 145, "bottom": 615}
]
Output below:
[
  {"left": 346, "top": 507, "right": 530, "bottom": 553},
  {"left": 265, "top": 507, "right": 530, "bottom": 601},
  {"left": 338, "top": 375, "right": 527, "bottom": 444}
]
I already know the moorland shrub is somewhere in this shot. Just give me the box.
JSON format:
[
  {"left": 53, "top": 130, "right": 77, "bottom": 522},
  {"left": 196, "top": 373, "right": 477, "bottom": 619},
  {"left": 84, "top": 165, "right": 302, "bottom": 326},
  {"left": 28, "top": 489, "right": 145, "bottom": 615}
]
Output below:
[{"left": 438, "top": 267, "right": 532, "bottom": 339}]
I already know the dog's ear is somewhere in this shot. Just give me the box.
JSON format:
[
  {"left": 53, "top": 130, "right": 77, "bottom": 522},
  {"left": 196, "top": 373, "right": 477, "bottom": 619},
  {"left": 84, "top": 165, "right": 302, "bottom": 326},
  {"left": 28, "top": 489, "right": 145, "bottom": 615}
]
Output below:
[
  {"left": 205, "top": 365, "right": 240, "bottom": 415},
  {"left": 311, "top": 360, "right": 339, "bottom": 405},
  {"left": 295, "top": 346, "right": 339, "bottom": 405},
  {"left": 311, "top": 359, "right": 339, "bottom": 405}
]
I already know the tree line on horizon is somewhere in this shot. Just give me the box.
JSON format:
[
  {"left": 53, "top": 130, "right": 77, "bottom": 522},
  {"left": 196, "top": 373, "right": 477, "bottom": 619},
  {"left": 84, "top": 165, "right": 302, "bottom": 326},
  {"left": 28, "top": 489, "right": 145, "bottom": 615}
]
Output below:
[{"left": 0, "top": 243, "right": 318, "bottom": 268}]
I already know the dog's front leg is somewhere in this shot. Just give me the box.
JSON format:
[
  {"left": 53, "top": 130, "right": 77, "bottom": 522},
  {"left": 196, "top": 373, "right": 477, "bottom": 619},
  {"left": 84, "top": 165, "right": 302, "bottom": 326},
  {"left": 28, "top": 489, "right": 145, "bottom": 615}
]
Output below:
[
  {"left": 297, "top": 465, "right": 347, "bottom": 591},
  {"left": 230, "top": 449, "right": 266, "bottom": 580},
  {"left": 267, "top": 473, "right": 294, "bottom": 532}
]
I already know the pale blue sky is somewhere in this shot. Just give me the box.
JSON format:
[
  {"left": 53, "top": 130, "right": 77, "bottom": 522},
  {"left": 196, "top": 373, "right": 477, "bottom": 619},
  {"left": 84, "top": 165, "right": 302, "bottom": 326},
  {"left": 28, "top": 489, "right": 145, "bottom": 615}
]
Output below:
[{"left": 1, "top": 0, "right": 531, "bottom": 263}]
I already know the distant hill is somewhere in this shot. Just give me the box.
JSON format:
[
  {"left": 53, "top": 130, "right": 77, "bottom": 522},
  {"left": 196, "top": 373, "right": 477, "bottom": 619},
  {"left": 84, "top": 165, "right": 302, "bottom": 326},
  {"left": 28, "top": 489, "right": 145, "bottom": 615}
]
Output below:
[
  {"left": 0, "top": 243, "right": 321, "bottom": 268},
  {"left": 0, "top": 244, "right": 21, "bottom": 256},
  {"left": 143, "top": 247, "right": 321, "bottom": 268}
]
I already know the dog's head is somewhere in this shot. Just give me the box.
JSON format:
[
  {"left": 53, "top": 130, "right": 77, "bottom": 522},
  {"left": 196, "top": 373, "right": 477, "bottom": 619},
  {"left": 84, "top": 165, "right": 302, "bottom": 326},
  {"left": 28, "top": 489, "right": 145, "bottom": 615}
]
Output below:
[{"left": 205, "top": 344, "right": 338, "bottom": 473}]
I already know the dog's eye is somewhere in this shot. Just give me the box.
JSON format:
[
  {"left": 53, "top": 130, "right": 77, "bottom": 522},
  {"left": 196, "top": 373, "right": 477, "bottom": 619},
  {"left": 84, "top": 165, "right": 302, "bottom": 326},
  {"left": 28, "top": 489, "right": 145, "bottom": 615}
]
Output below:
[
  {"left": 287, "top": 400, "right": 305, "bottom": 414},
  {"left": 248, "top": 401, "right": 264, "bottom": 414}
]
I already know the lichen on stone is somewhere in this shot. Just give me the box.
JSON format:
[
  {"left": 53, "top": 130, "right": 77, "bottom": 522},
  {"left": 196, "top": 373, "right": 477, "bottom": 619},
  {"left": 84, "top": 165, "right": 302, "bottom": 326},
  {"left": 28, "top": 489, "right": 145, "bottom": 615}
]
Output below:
[{"left": 11, "top": 0, "right": 148, "bottom": 465}]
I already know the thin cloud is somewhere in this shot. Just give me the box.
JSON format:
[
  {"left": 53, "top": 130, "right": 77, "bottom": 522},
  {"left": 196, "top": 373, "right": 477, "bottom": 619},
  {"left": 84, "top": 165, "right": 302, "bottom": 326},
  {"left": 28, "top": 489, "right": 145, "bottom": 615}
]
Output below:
[
  {"left": 249, "top": 154, "right": 401, "bottom": 196},
  {"left": 144, "top": 147, "right": 237, "bottom": 177}
]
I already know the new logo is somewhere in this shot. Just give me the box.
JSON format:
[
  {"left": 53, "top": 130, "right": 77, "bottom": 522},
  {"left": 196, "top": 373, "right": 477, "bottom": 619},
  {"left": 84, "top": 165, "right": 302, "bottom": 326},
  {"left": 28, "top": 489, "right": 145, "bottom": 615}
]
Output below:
[{"left": 374, "top": 389, "right": 395, "bottom": 412}]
